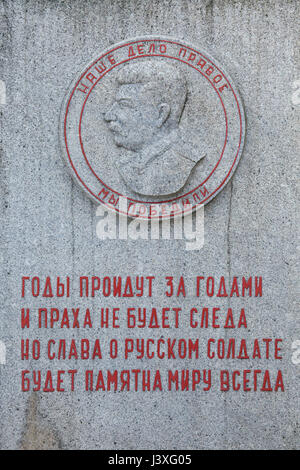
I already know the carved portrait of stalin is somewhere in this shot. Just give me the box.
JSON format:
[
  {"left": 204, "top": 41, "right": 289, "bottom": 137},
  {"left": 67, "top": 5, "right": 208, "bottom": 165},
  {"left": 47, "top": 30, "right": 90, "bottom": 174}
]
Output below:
[{"left": 104, "top": 60, "right": 205, "bottom": 196}]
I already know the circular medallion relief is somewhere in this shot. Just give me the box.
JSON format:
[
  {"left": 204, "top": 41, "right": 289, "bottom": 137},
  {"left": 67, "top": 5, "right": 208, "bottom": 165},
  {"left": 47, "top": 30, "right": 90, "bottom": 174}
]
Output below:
[{"left": 60, "top": 36, "right": 245, "bottom": 218}]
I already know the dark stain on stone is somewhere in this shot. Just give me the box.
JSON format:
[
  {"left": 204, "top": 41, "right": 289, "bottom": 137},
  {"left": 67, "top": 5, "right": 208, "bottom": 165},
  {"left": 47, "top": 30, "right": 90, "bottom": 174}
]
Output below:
[{"left": 20, "top": 393, "right": 62, "bottom": 450}]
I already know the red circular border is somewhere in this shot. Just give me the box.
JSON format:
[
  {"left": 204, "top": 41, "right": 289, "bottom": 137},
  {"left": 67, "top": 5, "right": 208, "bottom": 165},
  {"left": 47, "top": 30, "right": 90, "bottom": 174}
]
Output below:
[{"left": 63, "top": 39, "right": 243, "bottom": 217}]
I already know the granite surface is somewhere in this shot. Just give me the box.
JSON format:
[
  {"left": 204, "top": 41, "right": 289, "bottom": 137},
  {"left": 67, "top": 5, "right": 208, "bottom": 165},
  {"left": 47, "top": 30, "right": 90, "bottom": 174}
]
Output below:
[{"left": 0, "top": 0, "right": 299, "bottom": 450}]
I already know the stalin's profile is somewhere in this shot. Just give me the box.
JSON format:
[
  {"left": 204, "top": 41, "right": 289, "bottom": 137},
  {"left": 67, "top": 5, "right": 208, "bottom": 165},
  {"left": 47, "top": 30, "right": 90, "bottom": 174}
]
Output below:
[{"left": 104, "top": 60, "right": 205, "bottom": 196}]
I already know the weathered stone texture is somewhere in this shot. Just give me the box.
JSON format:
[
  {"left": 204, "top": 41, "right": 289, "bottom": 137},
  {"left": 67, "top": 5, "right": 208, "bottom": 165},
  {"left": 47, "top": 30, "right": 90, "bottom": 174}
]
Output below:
[{"left": 0, "top": 0, "right": 299, "bottom": 449}]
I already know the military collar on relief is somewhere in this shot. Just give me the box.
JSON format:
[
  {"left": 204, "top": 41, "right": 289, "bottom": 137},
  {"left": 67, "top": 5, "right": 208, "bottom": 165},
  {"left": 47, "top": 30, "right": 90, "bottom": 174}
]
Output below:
[{"left": 117, "top": 128, "right": 205, "bottom": 175}]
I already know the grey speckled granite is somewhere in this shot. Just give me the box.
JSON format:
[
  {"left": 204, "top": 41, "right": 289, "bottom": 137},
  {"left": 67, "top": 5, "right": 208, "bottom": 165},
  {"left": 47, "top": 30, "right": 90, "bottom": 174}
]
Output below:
[{"left": 0, "top": 0, "right": 299, "bottom": 450}]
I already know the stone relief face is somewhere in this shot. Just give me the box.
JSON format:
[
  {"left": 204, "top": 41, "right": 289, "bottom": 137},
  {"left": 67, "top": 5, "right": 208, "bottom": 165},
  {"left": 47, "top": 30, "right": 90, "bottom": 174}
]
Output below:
[
  {"left": 61, "top": 37, "right": 245, "bottom": 216},
  {"left": 103, "top": 60, "right": 206, "bottom": 196},
  {"left": 104, "top": 83, "right": 163, "bottom": 152}
]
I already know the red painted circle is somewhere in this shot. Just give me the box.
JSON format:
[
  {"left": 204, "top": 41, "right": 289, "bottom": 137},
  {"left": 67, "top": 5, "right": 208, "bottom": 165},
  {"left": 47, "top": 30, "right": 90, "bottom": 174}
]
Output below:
[{"left": 63, "top": 39, "right": 243, "bottom": 217}]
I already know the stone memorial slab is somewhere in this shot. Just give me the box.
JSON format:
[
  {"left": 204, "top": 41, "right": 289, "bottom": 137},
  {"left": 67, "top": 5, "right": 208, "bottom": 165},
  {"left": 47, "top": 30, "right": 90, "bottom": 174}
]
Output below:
[
  {"left": 61, "top": 37, "right": 245, "bottom": 216},
  {"left": 0, "top": 0, "right": 299, "bottom": 451}
]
